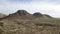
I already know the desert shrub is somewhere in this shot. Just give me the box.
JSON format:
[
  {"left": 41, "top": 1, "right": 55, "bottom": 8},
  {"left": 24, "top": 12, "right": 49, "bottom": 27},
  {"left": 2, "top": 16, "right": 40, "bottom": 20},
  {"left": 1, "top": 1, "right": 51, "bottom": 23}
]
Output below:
[
  {"left": 6, "top": 31, "right": 16, "bottom": 34},
  {"left": 35, "top": 23, "right": 56, "bottom": 27},
  {"left": 0, "top": 22, "right": 3, "bottom": 27},
  {"left": 14, "top": 21, "right": 22, "bottom": 25},
  {"left": 0, "top": 28, "right": 4, "bottom": 34}
]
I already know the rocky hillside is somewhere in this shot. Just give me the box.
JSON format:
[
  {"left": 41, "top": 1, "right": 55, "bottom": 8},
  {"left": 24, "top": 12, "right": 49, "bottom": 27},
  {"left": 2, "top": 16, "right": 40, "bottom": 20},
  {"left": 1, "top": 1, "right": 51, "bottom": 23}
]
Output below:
[
  {"left": 33, "top": 12, "right": 43, "bottom": 17},
  {"left": 0, "top": 10, "right": 52, "bottom": 20},
  {"left": 0, "top": 10, "right": 60, "bottom": 34}
]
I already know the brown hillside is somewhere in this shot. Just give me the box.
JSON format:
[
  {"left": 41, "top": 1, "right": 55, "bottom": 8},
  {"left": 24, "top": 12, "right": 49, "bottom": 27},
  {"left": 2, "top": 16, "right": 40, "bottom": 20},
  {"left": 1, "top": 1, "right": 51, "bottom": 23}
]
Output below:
[
  {"left": 43, "top": 14, "right": 53, "bottom": 18},
  {"left": 0, "top": 10, "right": 60, "bottom": 34},
  {"left": 0, "top": 13, "right": 6, "bottom": 18},
  {"left": 0, "top": 10, "right": 53, "bottom": 20},
  {"left": 0, "top": 10, "right": 35, "bottom": 20}
]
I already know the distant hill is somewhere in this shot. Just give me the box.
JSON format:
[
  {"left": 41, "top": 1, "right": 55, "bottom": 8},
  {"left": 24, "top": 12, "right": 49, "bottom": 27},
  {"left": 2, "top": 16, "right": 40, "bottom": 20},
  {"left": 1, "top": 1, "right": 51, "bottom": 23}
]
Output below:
[
  {"left": 0, "top": 10, "right": 52, "bottom": 20},
  {"left": 0, "top": 10, "right": 59, "bottom": 34},
  {"left": 33, "top": 12, "right": 43, "bottom": 17}
]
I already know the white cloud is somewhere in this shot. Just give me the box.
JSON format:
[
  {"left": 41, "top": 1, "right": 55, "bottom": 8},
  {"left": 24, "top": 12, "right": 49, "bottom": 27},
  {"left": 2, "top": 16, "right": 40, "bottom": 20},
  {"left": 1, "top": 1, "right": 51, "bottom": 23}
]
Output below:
[{"left": 0, "top": 0, "right": 60, "bottom": 18}]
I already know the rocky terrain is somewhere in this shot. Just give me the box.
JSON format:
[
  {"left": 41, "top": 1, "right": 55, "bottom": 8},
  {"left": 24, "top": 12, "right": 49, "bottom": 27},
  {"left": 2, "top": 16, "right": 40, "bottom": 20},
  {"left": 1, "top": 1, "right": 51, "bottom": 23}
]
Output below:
[
  {"left": 0, "top": 10, "right": 52, "bottom": 20},
  {"left": 0, "top": 10, "right": 60, "bottom": 34}
]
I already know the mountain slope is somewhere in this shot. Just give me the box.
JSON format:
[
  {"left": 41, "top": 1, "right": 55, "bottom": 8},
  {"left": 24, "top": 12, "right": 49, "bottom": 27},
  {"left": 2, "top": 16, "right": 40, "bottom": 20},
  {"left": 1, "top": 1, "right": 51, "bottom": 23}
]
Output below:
[
  {"left": 0, "top": 10, "right": 60, "bottom": 34},
  {"left": 0, "top": 10, "right": 52, "bottom": 20}
]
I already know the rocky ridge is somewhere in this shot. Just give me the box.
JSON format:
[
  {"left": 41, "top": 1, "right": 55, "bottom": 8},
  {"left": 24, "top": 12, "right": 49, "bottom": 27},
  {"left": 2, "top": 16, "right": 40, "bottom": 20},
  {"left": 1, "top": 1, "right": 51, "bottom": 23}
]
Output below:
[{"left": 0, "top": 10, "right": 52, "bottom": 20}]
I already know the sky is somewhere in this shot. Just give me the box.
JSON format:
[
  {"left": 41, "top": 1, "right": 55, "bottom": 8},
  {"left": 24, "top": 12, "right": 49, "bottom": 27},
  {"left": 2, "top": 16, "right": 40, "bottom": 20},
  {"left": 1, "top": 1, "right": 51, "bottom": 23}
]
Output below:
[{"left": 0, "top": 0, "right": 60, "bottom": 18}]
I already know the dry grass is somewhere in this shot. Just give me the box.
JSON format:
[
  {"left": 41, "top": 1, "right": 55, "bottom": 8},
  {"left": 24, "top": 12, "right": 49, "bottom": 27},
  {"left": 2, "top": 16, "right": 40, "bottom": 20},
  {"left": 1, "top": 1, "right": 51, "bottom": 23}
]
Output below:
[{"left": 0, "top": 17, "right": 60, "bottom": 34}]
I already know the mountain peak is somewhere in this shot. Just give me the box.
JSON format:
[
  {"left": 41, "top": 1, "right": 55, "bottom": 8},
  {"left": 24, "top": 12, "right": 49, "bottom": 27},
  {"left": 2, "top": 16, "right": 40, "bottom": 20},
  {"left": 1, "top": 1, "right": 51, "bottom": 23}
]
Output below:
[
  {"left": 16, "top": 10, "right": 30, "bottom": 16},
  {"left": 33, "top": 12, "right": 43, "bottom": 17}
]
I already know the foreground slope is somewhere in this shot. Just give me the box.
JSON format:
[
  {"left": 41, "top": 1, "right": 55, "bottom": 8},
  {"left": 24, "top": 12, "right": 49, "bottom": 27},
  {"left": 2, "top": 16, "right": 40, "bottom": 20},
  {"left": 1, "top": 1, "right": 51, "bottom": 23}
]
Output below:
[{"left": 0, "top": 10, "right": 60, "bottom": 34}]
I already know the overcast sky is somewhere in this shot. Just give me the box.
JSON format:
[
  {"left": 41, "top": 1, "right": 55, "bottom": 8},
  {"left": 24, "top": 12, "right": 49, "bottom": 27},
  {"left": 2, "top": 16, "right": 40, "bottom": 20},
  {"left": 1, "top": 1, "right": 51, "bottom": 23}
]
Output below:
[{"left": 0, "top": 0, "right": 60, "bottom": 18}]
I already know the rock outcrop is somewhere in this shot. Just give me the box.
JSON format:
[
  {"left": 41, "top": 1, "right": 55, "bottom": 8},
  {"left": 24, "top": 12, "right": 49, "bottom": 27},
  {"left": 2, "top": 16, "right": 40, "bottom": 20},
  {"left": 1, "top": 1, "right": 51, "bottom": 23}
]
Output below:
[
  {"left": 8, "top": 10, "right": 30, "bottom": 16},
  {"left": 33, "top": 12, "right": 43, "bottom": 17},
  {"left": 16, "top": 10, "right": 30, "bottom": 16}
]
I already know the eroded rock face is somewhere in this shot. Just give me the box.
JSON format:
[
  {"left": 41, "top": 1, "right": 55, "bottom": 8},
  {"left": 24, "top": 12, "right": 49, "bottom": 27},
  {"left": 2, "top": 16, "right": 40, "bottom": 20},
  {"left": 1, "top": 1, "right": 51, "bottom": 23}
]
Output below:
[{"left": 33, "top": 12, "right": 43, "bottom": 17}]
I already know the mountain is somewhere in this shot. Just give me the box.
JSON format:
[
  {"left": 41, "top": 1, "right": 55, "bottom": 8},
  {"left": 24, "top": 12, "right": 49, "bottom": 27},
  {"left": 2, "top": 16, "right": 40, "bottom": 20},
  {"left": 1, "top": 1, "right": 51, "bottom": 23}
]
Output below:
[
  {"left": 0, "top": 10, "right": 52, "bottom": 20},
  {"left": 33, "top": 12, "right": 43, "bottom": 17},
  {"left": 0, "top": 10, "right": 59, "bottom": 34},
  {"left": 0, "top": 10, "right": 35, "bottom": 20}
]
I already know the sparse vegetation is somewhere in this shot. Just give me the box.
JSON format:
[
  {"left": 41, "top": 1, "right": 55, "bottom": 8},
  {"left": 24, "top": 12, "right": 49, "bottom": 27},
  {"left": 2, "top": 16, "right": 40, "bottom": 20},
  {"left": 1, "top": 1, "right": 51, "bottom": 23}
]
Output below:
[
  {"left": 0, "top": 28, "right": 4, "bottom": 34},
  {"left": 0, "top": 10, "right": 60, "bottom": 34}
]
